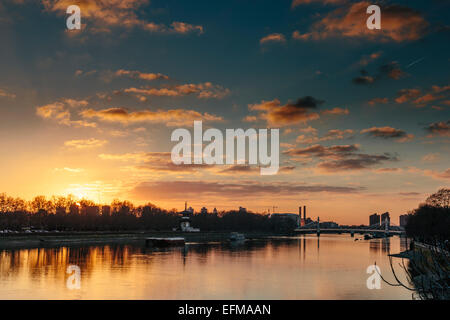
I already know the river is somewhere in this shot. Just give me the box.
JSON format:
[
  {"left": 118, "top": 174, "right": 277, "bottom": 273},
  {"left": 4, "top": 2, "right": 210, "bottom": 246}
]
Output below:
[{"left": 0, "top": 234, "right": 414, "bottom": 299}]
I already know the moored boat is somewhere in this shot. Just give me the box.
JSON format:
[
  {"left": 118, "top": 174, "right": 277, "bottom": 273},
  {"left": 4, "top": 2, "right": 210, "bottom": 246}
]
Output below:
[{"left": 229, "top": 232, "right": 246, "bottom": 242}]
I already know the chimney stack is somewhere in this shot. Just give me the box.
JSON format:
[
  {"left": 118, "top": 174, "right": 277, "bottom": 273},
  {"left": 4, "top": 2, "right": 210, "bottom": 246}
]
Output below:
[
  {"left": 303, "top": 206, "right": 306, "bottom": 221},
  {"left": 299, "top": 206, "right": 302, "bottom": 217}
]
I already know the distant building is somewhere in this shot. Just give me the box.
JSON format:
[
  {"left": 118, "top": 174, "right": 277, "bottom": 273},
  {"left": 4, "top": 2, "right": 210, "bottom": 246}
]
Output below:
[
  {"left": 239, "top": 207, "right": 247, "bottom": 213},
  {"left": 213, "top": 208, "right": 218, "bottom": 215},
  {"left": 175, "top": 202, "right": 200, "bottom": 232},
  {"left": 369, "top": 213, "right": 380, "bottom": 227},
  {"left": 271, "top": 213, "right": 300, "bottom": 227},
  {"left": 200, "top": 207, "right": 208, "bottom": 214},
  {"left": 86, "top": 206, "right": 99, "bottom": 216},
  {"left": 69, "top": 204, "right": 79, "bottom": 215},
  {"left": 381, "top": 212, "right": 390, "bottom": 224},
  {"left": 56, "top": 206, "right": 66, "bottom": 216},
  {"left": 399, "top": 214, "right": 410, "bottom": 227},
  {"left": 102, "top": 205, "right": 111, "bottom": 216}
]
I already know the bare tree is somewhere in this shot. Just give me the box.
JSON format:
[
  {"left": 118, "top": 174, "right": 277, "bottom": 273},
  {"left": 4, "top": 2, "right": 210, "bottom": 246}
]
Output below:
[{"left": 426, "top": 188, "right": 450, "bottom": 208}]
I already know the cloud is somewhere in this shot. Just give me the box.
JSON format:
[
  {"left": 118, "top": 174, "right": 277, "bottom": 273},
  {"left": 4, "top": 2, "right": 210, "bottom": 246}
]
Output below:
[
  {"left": 395, "top": 88, "right": 421, "bottom": 103},
  {"left": 217, "top": 165, "right": 296, "bottom": 175},
  {"left": 80, "top": 107, "right": 223, "bottom": 126},
  {"left": 131, "top": 180, "right": 361, "bottom": 200},
  {"left": 352, "top": 75, "right": 374, "bottom": 85},
  {"left": 296, "top": 129, "right": 353, "bottom": 144},
  {"left": 368, "top": 97, "right": 389, "bottom": 106},
  {"left": 361, "top": 126, "right": 414, "bottom": 142},
  {"left": 284, "top": 144, "right": 359, "bottom": 158},
  {"left": 398, "top": 192, "right": 421, "bottom": 196},
  {"left": 375, "top": 167, "right": 402, "bottom": 173},
  {"left": 291, "top": 0, "right": 346, "bottom": 8},
  {"left": 260, "top": 33, "right": 286, "bottom": 44},
  {"left": 284, "top": 143, "right": 397, "bottom": 172},
  {"left": 115, "top": 69, "right": 169, "bottom": 81},
  {"left": 432, "top": 85, "right": 450, "bottom": 94},
  {"left": 427, "top": 169, "right": 450, "bottom": 180},
  {"left": 123, "top": 82, "right": 230, "bottom": 99},
  {"left": 352, "top": 62, "right": 406, "bottom": 85},
  {"left": 100, "top": 151, "right": 213, "bottom": 174},
  {"left": 321, "top": 107, "right": 349, "bottom": 115},
  {"left": 421, "top": 153, "right": 440, "bottom": 163},
  {"left": 99, "top": 152, "right": 171, "bottom": 162},
  {"left": 54, "top": 167, "right": 85, "bottom": 173},
  {"left": 394, "top": 84, "right": 450, "bottom": 107},
  {"left": 41, "top": 0, "right": 203, "bottom": 35},
  {"left": 36, "top": 101, "right": 97, "bottom": 128},
  {"left": 408, "top": 167, "right": 450, "bottom": 181},
  {"left": 64, "top": 138, "right": 107, "bottom": 150},
  {"left": 62, "top": 98, "right": 89, "bottom": 108},
  {"left": 317, "top": 153, "right": 396, "bottom": 172},
  {"left": 247, "top": 97, "right": 323, "bottom": 126},
  {"left": 379, "top": 61, "right": 406, "bottom": 80},
  {"left": 293, "top": 2, "right": 428, "bottom": 42},
  {"left": 425, "top": 120, "right": 450, "bottom": 137},
  {"left": 0, "top": 88, "right": 16, "bottom": 99},
  {"left": 358, "top": 51, "right": 382, "bottom": 66}
]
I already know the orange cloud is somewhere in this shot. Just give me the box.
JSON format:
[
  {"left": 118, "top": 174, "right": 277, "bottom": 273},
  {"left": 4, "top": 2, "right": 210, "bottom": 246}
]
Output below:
[
  {"left": 115, "top": 70, "right": 169, "bottom": 81},
  {"left": 361, "top": 126, "right": 414, "bottom": 142},
  {"left": 395, "top": 89, "right": 421, "bottom": 104},
  {"left": 248, "top": 97, "right": 322, "bottom": 127},
  {"left": 80, "top": 107, "right": 223, "bottom": 126},
  {"left": 296, "top": 129, "right": 353, "bottom": 144},
  {"left": 41, "top": 0, "right": 203, "bottom": 35},
  {"left": 293, "top": 2, "right": 428, "bottom": 42},
  {"left": 36, "top": 101, "right": 97, "bottom": 128},
  {"left": 358, "top": 51, "right": 382, "bottom": 66},
  {"left": 425, "top": 120, "right": 450, "bottom": 137},
  {"left": 64, "top": 138, "right": 108, "bottom": 150},
  {"left": 408, "top": 167, "right": 450, "bottom": 181},
  {"left": 321, "top": 107, "right": 349, "bottom": 115},
  {"left": 0, "top": 88, "right": 16, "bottom": 99},
  {"left": 123, "top": 82, "right": 230, "bottom": 99},
  {"left": 368, "top": 97, "right": 389, "bottom": 106},
  {"left": 260, "top": 33, "right": 286, "bottom": 44},
  {"left": 421, "top": 153, "right": 440, "bottom": 163}
]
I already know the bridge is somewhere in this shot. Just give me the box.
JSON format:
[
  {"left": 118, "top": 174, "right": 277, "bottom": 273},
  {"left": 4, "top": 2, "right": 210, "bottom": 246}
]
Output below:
[{"left": 294, "top": 217, "right": 405, "bottom": 236}]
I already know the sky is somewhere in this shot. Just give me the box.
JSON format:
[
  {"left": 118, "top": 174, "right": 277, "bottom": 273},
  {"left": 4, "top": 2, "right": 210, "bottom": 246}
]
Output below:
[{"left": 0, "top": 0, "right": 449, "bottom": 225}]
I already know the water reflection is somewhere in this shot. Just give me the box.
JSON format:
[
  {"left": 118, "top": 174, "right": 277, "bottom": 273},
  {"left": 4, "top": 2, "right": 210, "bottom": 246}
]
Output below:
[{"left": 0, "top": 235, "right": 413, "bottom": 300}]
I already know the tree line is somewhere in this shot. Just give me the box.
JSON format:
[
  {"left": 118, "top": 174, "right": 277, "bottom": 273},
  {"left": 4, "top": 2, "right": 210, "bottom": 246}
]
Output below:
[
  {"left": 0, "top": 193, "right": 296, "bottom": 232},
  {"left": 405, "top": 188, "right": 450, "bottom": 244}
]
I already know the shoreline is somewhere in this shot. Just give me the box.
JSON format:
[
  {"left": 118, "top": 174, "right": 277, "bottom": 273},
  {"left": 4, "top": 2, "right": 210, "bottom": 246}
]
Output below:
[{"left": 0, "top": 231, "right": 294, "bottom": 249}]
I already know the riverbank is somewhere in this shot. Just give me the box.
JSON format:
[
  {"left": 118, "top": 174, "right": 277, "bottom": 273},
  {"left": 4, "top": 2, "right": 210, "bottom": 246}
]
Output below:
[{"left": 0, "top": 231, "right": 294, "bottom": 249}]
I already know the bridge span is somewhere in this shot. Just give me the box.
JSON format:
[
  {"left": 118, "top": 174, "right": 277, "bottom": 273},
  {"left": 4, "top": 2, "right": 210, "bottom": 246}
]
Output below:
[{"left": 294, "top": 228, "right": 405, "bottom": 235}]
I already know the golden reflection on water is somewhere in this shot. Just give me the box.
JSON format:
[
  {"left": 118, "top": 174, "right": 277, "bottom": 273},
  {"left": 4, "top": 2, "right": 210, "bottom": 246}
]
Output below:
[{"left": 0, "top": 235, "right": 413, "bottom": 299}]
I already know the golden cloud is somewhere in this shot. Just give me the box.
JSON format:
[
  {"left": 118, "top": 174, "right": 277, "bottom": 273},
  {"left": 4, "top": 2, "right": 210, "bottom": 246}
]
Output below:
[
  {"left": 64, "top": 138, "right": 108, "bottom": 149},
  {"left": 41, "top": 0, "right": 204, "bottom": 35},
  {"left": 293, "top": 2, "right": 428, "bottom": 42},
  {"left": 80, "top": 107, "right": 223, "bottom": 126}
]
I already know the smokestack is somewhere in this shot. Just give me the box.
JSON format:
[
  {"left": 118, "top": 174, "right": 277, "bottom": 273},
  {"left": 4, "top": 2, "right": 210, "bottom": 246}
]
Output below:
[
  {"left": 303, "top": 206, "right": 306, "bottom": 221},
  {"left": 299, "top": 206, "right": 302, "bottom": 217}
]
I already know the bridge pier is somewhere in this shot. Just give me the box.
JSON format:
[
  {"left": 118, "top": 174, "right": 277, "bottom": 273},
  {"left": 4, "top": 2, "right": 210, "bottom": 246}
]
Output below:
[{"left": 317, "top": 217, "right": 320, "bottom": 236}]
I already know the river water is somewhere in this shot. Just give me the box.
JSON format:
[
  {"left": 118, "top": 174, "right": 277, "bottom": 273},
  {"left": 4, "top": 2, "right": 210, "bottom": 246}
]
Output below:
[{"left": 0, "top": 234, "right": 414, "bottom": 299}]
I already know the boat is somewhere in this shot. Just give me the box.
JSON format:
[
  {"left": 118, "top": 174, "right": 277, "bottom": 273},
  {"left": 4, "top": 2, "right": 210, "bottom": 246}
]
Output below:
[
  {"left": 145, "top": 237, "right": 185, "bottom": 247},
  {"left": 229, "top": 232, "right": 246, "bottom": 242}
]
